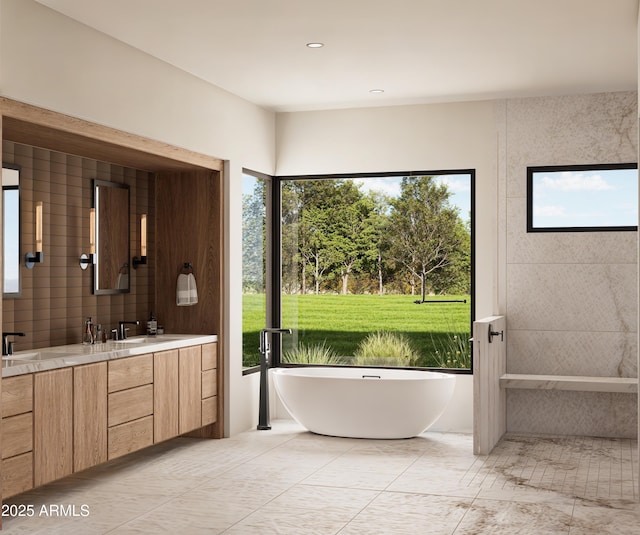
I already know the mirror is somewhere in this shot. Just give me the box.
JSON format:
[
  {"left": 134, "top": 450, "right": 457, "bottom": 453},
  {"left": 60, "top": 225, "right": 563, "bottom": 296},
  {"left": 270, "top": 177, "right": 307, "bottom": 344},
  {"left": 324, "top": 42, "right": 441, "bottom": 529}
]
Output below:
[
  {"left": 2, "top": 165, "right": 21, "bottom": 297},
  {"left": 94, "top": 180, "right": 130, "bottom": 294}
]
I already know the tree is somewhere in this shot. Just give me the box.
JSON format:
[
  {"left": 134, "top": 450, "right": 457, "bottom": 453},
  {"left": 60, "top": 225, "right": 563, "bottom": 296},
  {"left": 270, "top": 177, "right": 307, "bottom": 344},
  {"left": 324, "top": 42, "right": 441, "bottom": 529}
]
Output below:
[
  {"left": 325, "top": 182, "right": 377, "bottom": 294},
  {"left": 242, "top": 180, "right": 266, "bottom": 293},
  {"left": 388, "top": 176, "right": 465, "bottom": 301},
  {"left": 359, "top": 191, "right": 392, "bottom": 295},
  {"left": 282, "top": 180, "right": 348, "bottom": 294}
]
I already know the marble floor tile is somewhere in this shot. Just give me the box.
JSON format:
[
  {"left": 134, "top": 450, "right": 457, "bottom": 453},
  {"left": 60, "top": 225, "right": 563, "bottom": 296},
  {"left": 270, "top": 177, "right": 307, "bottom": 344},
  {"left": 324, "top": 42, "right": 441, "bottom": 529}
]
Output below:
[
  {"left": 454, "top": 498, "right": 574, "bottom": 534},
  {"left": 568, "top": 498, "right": 640, "bottom": 534},
  {"left": 339, "top": 492, "right": 472, "bottom": 535},
  {"left": 0, "top": 421, "right": 637, "bottom": 534}
]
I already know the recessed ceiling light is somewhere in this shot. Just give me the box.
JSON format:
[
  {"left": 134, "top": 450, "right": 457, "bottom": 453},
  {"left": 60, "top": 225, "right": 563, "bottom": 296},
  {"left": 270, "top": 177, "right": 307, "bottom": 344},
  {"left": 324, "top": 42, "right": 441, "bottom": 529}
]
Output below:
[
  {"left": 369, "top": 89, "right": 385, "bottom": 94},
  {"left": 306, "top": 42, "right": 324, "bottom": 48}
]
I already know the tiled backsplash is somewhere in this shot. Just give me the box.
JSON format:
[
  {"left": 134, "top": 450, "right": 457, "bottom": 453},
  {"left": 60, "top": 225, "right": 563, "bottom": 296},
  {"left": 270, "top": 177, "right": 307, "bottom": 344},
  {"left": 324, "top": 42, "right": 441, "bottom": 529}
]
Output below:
[{"left": 2, "top": 141, "right": 155, "bottom": 350}]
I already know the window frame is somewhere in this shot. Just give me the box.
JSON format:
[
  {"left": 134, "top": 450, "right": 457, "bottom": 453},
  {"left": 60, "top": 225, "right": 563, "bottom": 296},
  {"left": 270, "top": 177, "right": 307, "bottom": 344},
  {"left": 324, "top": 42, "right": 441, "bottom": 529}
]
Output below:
[
  {"left": 273, "top": 169, "right": 476, "bottom": 375},
  {"left": 526, "top": 163, "right": 638, "bottom": 233},
  {"left": 241, "top": 168, "right": 275, "bottom": 375}
]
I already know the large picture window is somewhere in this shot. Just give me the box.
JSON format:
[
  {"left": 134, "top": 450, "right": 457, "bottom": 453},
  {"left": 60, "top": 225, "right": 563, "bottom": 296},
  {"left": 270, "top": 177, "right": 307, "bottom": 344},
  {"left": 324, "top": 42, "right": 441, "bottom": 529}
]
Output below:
[
  {"left": 527, "top": 163, "right": 638, "bottom": 232},
  {"left": 278, "top": 171, "right": 474, "bottom": 371}
]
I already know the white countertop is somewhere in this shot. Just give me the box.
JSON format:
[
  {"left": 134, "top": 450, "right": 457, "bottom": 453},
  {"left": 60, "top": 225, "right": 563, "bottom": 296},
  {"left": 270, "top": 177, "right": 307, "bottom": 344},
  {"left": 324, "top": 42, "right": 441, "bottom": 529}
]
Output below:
[{"left": 2, "top": 334, "right": 217, "bottom": 378}]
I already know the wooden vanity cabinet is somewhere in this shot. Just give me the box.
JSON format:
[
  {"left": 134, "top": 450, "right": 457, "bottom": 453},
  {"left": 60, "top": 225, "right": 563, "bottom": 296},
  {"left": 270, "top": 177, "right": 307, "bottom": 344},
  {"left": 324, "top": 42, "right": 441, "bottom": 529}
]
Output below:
[
  {"left": 34, "top": 368, "right": 73, "bottom": 487},
  {"left": 0, "top": 341, "right": 217, "bottom": 500},
  {"left": 179, "top": 346, "right": 202, "bottom": 434},
  {"left": 1, "top": 375, "right": 34, "bottom": 499},
  {"left": 201, "top": 342, "right": 218, "bottom": 426},
  {"left": 154, "top": 349, "right": 179, "bottom": 442},
  {"left": 74, "top": 362, "right": 108, "bottom": 472},
  {"left": 154, "top": 343, "right": 218, "bottom": 442},
  {"left": 107, "top": 354, "right": 154, "bottom": 460}
]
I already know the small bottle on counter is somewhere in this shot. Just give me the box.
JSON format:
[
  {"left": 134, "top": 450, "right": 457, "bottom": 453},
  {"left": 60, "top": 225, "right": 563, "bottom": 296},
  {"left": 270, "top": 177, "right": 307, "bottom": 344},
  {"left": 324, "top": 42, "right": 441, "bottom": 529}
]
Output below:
[
  {"left": 95, "top": 324, "right": 103, "bottom": 344},
  {"left": 82, "top": 317, "right": 95, "bottom": 345},
  {"left": 102, "top": 326, "right": 108, "bottom": 344},
  {"left": 147, "top": 312, "right": 157, "bottom": 335}
]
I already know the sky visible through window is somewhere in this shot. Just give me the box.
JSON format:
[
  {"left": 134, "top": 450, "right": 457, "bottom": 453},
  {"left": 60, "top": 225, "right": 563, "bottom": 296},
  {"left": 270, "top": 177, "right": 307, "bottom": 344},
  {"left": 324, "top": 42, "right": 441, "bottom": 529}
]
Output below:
[
  {"left": 353, "top": 174, "right": 471, "bottom": 222},
  {"left": 530, "top": 167, "right": 638, "bottom": 229}
]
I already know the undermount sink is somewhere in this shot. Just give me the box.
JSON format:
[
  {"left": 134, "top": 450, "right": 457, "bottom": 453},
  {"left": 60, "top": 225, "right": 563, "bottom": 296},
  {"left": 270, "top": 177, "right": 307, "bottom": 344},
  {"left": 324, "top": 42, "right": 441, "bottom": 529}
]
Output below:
[
  {"left": 4, "top": 351, "right": 70, "bottom": 361},
  {"left": 2, "top": 359, "right": 28, "bottom": 368},
  {"left": 114, "top": 336, "right": 169, "bottom": 344}
]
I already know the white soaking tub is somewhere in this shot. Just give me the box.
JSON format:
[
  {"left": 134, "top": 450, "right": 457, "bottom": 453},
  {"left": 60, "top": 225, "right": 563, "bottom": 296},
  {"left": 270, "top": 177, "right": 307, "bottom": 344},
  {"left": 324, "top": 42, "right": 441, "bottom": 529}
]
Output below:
[{"left": 272, "top": 366, "right": 456, "bottom": 439}]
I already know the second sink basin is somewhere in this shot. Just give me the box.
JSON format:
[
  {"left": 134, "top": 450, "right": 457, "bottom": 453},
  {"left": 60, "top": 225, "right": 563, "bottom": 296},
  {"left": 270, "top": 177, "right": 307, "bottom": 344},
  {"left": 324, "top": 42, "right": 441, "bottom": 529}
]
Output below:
[
  {"left": 114, "top": 336, "right": 172, "bottom": 344},
  {"left": 7, "top": 351, "right": 71, "bottom": 361}
]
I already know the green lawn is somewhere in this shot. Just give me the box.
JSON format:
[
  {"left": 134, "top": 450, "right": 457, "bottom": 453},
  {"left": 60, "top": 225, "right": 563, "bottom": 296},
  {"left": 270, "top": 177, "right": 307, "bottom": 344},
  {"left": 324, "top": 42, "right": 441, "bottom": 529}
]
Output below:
[{"left": 243, "top": 293, "right": 471, "bottom": 368}]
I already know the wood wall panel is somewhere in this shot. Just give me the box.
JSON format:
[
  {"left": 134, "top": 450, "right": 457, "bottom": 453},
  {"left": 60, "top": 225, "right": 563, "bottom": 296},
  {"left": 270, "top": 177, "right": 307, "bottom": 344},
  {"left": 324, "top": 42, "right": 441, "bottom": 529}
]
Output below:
[
  {"left": 155, "top": 170, "right": 224, "bottom": 438},
  {"left": 2, "top": 141, "right": 155, "bottom": 350},
  {"left": 155, "top": 171, "right": 222, "bottom": 335}
]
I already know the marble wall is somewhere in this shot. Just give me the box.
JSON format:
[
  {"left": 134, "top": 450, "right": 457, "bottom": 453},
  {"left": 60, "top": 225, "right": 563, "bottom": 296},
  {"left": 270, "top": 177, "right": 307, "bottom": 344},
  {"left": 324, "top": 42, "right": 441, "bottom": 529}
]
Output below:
[{"left": 502, "top": 92, "right": 638, "bottom": 438}]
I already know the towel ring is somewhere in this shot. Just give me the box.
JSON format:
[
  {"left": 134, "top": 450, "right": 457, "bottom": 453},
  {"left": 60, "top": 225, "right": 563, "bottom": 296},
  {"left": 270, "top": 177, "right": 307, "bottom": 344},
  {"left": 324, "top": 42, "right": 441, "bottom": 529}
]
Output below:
[{"left": 181, "top": 262, "right": 194, "bottom": 274}]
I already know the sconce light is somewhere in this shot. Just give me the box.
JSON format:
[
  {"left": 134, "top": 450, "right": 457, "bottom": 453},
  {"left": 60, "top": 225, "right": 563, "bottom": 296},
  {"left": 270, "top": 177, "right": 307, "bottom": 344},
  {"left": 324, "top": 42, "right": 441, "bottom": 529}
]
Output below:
[
  {"left": 79, "top": 208, "right": 96, "bottom": 270},
  {"left": 132, "top": 214, "right": 147, "bottom": 269},
  {"left": 25, "top": 201, "right": 44, "bottom": 269}
]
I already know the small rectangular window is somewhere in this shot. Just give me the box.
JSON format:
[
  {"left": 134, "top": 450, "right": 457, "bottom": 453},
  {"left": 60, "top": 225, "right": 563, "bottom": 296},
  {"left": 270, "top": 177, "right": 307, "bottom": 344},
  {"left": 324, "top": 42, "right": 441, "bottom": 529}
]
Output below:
[{"left": 527, "top": 163, "right": 638, "bottom": 232}]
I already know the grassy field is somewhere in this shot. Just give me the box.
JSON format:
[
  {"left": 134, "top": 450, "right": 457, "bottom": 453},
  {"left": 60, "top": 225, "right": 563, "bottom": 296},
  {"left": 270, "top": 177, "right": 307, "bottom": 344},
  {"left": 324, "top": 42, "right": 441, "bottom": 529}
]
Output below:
[{"left": 243, "top": 293, "right": 471, "bottom": 368}]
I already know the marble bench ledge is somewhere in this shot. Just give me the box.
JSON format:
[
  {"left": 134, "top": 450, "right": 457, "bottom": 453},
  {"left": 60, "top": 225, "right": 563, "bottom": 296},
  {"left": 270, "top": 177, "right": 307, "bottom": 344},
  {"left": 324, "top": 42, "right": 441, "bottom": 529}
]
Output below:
[{"left": 500, "top": 373, "right": 638, "bottom": 393}]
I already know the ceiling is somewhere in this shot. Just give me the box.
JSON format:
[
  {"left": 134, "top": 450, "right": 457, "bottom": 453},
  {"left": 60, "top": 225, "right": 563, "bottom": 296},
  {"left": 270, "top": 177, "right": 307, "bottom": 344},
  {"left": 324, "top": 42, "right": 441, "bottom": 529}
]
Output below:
[{"left": 36, "top": 0, "right": 639, "bottom": 112}]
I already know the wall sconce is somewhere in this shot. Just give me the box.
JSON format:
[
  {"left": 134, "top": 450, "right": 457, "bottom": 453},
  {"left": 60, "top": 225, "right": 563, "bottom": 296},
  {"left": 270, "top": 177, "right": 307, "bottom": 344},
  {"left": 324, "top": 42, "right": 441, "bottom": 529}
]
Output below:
[
  {"left": 132, "top": 214, "right": 147, "bottom": 269},
  {"left": 25, "top": 201, "right": 43, "bottom": 269},
  {"left": 79, "top": 208, "right": 96, "bottom": 270}
]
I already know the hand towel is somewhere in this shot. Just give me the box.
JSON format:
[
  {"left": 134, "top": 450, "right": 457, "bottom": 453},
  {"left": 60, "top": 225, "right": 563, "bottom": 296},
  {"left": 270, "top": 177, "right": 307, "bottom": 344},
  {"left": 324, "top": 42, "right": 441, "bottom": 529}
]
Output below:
[
  {"left": 177, "top": 272, "right": 198, "bottom": 306},
  {"left": 116, "top": 273, "right": 128, "bottom": 290}
]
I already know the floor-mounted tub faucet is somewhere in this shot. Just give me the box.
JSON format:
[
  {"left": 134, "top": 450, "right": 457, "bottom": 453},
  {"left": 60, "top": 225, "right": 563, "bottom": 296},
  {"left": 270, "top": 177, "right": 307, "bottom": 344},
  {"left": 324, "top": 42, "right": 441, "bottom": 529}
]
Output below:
[
  {"left": 2, "top": 332, "right": 25, "bottom": 356},
  {"left": 258, "top": 328, "right": 292, "bottom": 430}
]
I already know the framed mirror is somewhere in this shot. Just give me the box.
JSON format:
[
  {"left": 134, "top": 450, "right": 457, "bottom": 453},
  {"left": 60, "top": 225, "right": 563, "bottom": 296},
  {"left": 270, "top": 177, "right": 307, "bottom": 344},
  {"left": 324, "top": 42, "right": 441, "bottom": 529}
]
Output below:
[
  {"left": 94, "top": 180, "right": 130, "bottom": 294},
  {"left": 2, "top": 164, "right": 21, "bottom": 297}
]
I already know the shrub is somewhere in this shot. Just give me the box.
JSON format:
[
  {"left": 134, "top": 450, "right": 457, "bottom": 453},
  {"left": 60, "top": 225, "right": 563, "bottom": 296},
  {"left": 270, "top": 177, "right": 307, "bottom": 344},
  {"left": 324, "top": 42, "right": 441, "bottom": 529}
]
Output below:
[
  {"left": 281, "top": 341, "right": 344, "bottom": 365},
  {"left": 354, "top": 331, "right": 418, "bottom": 367},
  {"left": 431, "top": 332, "right": 470, "bottom": 369}
]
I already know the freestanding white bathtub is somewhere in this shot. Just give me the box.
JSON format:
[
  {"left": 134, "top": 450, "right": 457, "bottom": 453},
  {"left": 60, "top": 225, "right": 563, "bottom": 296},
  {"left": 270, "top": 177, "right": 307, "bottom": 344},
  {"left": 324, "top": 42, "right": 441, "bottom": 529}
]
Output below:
[{"left": 272, "top": 367, "right": 456, "bottom": 439}]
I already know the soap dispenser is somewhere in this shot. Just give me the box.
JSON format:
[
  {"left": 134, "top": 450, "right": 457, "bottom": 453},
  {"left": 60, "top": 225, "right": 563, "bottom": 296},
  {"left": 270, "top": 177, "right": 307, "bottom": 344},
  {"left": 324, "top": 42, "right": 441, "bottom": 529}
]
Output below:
[
  {"left": 82, "top": 317, "right": 95, "bottom": 345},
  {"left": 147, "top": 312, "right": 157, "bottom": 336}
]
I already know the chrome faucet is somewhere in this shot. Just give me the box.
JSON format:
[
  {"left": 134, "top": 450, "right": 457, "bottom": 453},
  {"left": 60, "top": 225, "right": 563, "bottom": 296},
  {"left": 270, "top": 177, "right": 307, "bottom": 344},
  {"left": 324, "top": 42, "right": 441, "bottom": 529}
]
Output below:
[
  {"left": 118, "top": 321, "right": 140, "bottom": 340},
  {"left": 2, "top": 332, "right": 25, "bottom": 356}
]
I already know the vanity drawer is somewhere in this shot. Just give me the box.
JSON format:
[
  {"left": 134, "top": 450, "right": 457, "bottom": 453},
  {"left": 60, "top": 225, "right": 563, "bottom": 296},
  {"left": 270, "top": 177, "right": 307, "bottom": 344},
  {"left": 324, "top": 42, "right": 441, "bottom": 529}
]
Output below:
[
  {"left": 202, "top": 396, "right": 217, "bottom": 426},
  {"left": 108, "top": 415, "right": 153, "bottom": 460},
  {"left": 2, "top": 452, "right": 33, "bottom": 499},
  {"left": 108, "top": 354, "right": 153, "bottom": 393},
  {"left": 202, "top": 369, "right": 217, "bottom": 399},
  {"left": 2, "top": 413, "right": 33, "bottom": 459},
  {"left": 201, "top": 343, "right": 217, "bottom": 370},
  {"left": 108, "top": 384, "right": 153, "bottom": 427},
  {"left": 2, "top": 375, "right": 33, "bottom": 417}
]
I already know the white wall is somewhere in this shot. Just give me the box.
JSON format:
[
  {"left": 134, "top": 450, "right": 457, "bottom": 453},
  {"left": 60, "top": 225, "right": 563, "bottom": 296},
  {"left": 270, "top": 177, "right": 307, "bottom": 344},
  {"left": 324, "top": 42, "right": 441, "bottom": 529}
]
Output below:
[
  {"left": 0, "top": 0, "right": 276, "bottom": 436},
  {"left": 275, "top": 102, "right": 500, "bottom": 431},
  {"left": 276, "top": 102, "right": 500, "bottom": 320}
]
